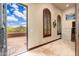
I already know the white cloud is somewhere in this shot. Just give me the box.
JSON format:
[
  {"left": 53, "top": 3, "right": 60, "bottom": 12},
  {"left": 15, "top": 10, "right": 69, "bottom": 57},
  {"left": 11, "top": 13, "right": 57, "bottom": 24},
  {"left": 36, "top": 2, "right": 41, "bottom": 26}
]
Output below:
[
  {"left": 23, "top": 10, "right": 26, "bottom": 16},
  {"left": 7, "top": 10, "right": 9, "bottom": 14},
  {"left": 14, "top": 10, "right": 23, "bottom": 17},
  {"left": 7, "top": 22, "right": 20, "bottom": 28},
  {"left": 7, "top": 24, "right": 20, "bottom": 28},
  {"left": 12, "top": 4, "right": 18, "bottom": 8},
  {"left": 21, "top": 22, "right": 26, "bottom": 27},
  {"left": 21, "top": 22, "right": 26, "bottom": 25},
  {"left": 11, "top": 25, "right": 19, "bottom": 28},
  {"left": 21, "top": 24, "right": 26, "bottom": 27},
  {"left": 7, "top": 15, "right": 18, "bottom": 21},
  {"left": 10, "top": 8, "right": 14, "bottom": 11},
  {"left": 14, "top": 10, "right": 26, "bottom": 20},
  {"left": 12, "top": 4, "right": 18, "bottom": 11}
]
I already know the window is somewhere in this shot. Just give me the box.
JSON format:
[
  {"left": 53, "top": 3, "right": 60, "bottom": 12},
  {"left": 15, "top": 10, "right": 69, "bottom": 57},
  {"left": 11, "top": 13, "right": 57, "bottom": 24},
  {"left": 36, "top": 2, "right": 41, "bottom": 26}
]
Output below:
[{"left": 43, "top": 8, "right": 51, "bottom": 37}]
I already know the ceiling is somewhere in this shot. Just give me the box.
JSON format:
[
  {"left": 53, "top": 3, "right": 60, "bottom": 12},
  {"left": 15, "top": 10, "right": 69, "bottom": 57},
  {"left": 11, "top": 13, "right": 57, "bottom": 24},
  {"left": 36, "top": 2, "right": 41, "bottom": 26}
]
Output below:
[{"left": 53, "top": 3, "right": 75, "bottom": 11}]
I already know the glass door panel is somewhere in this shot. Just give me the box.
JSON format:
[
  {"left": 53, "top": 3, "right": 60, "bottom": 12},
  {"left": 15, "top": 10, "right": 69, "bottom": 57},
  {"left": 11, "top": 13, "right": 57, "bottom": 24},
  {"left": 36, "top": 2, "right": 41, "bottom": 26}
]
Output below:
[{"left": 6, "top": 3, "right": 28, "bottom": 55}]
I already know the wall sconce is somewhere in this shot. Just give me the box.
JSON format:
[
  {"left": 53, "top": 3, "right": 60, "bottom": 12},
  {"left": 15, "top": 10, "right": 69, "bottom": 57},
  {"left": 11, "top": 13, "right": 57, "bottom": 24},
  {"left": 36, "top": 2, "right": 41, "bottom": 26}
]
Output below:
[{"left": 53, "top": 20, "right": 56, "bottom": 28}]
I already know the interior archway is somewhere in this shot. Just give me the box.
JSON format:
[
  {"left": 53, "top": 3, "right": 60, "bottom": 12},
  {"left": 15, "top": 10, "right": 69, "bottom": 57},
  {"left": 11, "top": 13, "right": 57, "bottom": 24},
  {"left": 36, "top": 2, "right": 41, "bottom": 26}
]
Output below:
[{"left": 57, "top": 15, "right": 62, "bottom": 38}]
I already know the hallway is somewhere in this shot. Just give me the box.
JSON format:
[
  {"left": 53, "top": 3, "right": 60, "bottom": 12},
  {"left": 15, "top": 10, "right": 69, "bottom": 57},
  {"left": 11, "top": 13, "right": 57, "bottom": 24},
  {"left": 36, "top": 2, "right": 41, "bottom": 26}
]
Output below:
[
  {"left": 0, "top": 3, "right": 76, "bottom": 56},
  {"left": 18, "top": 39, "right": 75, "bottom": 56}
]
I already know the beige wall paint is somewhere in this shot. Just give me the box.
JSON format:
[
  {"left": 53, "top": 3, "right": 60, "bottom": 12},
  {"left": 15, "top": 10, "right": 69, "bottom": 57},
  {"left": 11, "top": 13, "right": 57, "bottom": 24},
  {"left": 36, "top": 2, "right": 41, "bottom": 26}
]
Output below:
[
  {"left": 62, "top": 7, "right": 75, "bottom": 40},
  {"left": 24, "top": 3, "right": 75, "bottom": 49},
  {"left": 26, "top": 3, "right": 62, "bottom": 49}
]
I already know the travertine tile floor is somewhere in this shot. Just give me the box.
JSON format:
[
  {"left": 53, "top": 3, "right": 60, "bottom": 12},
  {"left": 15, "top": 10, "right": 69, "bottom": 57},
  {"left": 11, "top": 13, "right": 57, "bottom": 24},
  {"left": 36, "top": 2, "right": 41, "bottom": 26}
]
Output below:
[
  {"left": 18, "top": 39, "right": 75, "bottom": 56},
  {"left": 7, "top": 36, "right": 27, "bottom": 56}
]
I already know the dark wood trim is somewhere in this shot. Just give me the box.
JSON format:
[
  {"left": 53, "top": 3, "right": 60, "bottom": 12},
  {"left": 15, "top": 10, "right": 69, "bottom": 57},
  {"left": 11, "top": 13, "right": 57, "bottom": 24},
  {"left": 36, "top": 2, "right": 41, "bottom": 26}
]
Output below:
[
  {"left": 75, "top": 3, "right": 76, "bottom": 56},
  {"left": 57, "top": 33, "right": 61, "bottom": 35},
  {"left": 28, "top": 38, "right": 61, "bottom": 51},
  {"left": 43, "top": 34, "right": 51, "bottom": 37},
  {"left": 27, "top": 5, "right": 28, "bottom": 51}
]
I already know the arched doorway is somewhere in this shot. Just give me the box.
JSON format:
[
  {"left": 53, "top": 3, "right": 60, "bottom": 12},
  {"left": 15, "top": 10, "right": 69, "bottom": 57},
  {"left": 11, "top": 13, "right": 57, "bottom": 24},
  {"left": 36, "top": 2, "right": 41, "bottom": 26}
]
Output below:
[{"left": 57, "top": 15, "right": 62, "bottom": 38}]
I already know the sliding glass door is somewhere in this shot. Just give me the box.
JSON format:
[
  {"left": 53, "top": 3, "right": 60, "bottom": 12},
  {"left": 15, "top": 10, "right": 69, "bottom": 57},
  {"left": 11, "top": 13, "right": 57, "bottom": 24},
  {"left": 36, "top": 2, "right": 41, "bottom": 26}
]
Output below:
[{"left": 5, "top": 3, "right": 28, "bottom": 55}]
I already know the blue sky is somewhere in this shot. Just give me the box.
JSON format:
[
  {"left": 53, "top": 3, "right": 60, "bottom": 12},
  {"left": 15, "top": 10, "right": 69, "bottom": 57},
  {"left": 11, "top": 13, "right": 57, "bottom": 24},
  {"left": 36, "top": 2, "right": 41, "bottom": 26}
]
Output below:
[{"left": 7, "top": 3, "right": 27, "bottom": 28}]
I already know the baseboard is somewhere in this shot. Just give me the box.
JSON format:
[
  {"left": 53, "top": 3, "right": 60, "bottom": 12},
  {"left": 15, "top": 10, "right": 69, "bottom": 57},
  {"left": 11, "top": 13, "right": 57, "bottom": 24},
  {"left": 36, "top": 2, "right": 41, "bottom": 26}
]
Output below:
[{"left": 28, "top": 38, "right": 61, "bottom": 51}]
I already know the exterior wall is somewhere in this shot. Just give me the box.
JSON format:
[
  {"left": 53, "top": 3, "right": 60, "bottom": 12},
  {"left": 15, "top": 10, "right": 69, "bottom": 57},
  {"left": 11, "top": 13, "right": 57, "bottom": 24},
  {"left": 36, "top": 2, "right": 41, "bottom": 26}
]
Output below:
[
  {"left": 62, "top": 7, "right": 75, "bottom": 41},
  {"left": 26, "top": 3, "right": 62, "bottom": 49}
]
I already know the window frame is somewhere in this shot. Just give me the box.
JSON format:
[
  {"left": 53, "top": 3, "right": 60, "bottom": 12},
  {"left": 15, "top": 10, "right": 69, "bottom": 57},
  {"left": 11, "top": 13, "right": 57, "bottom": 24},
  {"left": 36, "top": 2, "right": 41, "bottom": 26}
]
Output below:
[{"left": 43, "top": 8, "right": 51, "bottom": 37}]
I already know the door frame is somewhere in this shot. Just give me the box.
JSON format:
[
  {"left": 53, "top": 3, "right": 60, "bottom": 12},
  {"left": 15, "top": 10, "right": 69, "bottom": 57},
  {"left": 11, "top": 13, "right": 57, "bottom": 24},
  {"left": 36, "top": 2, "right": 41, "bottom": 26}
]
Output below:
[
  {"left": 20, "top": 3, "right": 28, "bottom": 51},
  {"left": 4, "top": 3, "right": 28, "bottom": 55},
  {"left": 57, "top": 15, "right": 62, "bottom": 38}
]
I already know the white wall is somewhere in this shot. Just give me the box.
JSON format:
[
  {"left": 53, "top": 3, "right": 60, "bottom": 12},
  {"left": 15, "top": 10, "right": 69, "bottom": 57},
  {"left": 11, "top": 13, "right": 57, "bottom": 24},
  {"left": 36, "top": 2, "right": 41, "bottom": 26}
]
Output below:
[
  {"left": 26, "top": 3, "right": 62, "bottom": 49},
  {"left": 62, "top": 7, "right": 75, "bottom": 41}
]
